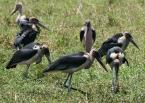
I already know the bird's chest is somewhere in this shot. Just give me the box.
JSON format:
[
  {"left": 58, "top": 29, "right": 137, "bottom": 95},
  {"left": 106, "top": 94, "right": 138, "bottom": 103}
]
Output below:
[
  {"left": 84, "top": 59, "right": 93, "bottom": 69},
  {"left": 118, "top": 37, "right": 129, "bottom": 50},
  {"left": 17, "top": 15, "right": 24, "bottom": 24},
  {"left": 83, "top": 30, "right": 93, "bottom": 43}
]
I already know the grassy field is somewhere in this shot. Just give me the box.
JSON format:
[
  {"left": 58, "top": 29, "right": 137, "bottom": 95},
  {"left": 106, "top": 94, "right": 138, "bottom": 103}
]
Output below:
[{"left": 0, "top": 0, "right": 145, "bottom": 102}]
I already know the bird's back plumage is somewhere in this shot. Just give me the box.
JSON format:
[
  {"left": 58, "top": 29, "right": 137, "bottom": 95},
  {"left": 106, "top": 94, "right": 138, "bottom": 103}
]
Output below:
[
  {"left": 43, "top": 53, "right": 87, "bottom": 73},
  {"left": 6, "top": 49, "right": 38, "bottom": 69}
]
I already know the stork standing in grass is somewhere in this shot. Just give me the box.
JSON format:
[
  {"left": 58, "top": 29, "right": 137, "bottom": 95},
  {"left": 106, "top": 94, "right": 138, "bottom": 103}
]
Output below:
[
  {"left": 106, "top": 46, "right": 128, "bottom": 93},
  {"left": 11, "top": 3, "right": 49, "bottom": 31},
  {"left": 43, "top": 49, "right": 107, "bottom": 92},
  {"left": 6, "top": 43, "right": 51, "bottom": 78},
  {"left": 11, "top": 3, "right": 32, "bottom": 42},
  {"left": 97, "top": 32, "right": 139, "bottom": 58},
  {"left": 80, "top": 20, "right": 96, "bottom": 52},
  {"left": 11, "top": 3, "right": 49, "bottom": 49}
]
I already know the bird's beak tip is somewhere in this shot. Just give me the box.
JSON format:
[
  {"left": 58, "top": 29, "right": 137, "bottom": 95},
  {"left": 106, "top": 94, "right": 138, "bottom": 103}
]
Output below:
[
  {"left": 10, "top": 10, "right": 17, "bottom": 16},
  {"left": 45, "top": 55, "right": 51, "bottom": 64},
  {"left": 38, "top": 22, "right": 49, "bottom": 31},
  {"left": 95, "top": 56, "right": 108, "bottom": 72},
  {"left": 137, "top": 46, "right": 140, "bottom": 50},
  {"left": 130, "top": 39, "right": 139, "bottom": 50},
  {"left": 10, "top": 12, "right": 14, "bottom": 16}
]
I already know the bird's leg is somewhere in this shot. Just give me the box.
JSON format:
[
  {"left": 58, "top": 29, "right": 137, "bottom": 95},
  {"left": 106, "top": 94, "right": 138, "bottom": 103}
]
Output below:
[
  {"left": 112, "top": 65, "right": 119, "bottom": 93},
  {"left": 116, "top": 68, "right": 119, "bottom": 91},
  {"left": 63, "top": 74, "right": 71, "bottom": 87},
  {"left": 23, "top": 64, "right": 30, "bottom": 79},
  {"left": 63, "top": 73, "right": 73, "bottom": 92}
]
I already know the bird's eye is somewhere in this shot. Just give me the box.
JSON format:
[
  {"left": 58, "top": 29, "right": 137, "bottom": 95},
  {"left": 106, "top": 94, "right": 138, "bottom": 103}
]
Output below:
[{"left": 33, "top": 45, "right": 40, "bottom": 49}]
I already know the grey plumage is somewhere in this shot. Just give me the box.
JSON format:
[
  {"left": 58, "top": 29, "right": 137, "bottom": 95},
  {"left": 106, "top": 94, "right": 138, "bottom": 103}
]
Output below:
[
  {"left": 106, "top": 46, "right": 128, "bottom": 93},
  {"left": 23, "top": 43, "right": 51, "bottom": 64},
  {"left": 43, "top": 49, "right": 107, "bottom": 92},
  {"left": 22, "top": 42, "right": 41, "bottom": 49},
  {"left": 13, "top": 25, "right": 40, "bottom": 49},
  {"left": 80, "top": 20, "right": 96, "bottom": 52},
  {"left": 11, "top": 3, "right": 49, "bottom": 49},
  {"left": 6, "top": 43, "right": 51, "bottom": 78},
  {"left": 98, "top": 32, "right": 139, "bottom": 58},
  {"left": 11, "top": 2, "right": 28, "bottom": 27},
  {"left": 13, "top": 17, "right": 49, "bottom": 49}
]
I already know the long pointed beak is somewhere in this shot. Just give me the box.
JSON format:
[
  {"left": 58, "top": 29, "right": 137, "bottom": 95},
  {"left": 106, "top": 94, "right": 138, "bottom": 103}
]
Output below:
[
  {"left": 11, "top": 8, "right": 17, "bottom": 16},
  {"left": 45, "top": 54, "right": 51, "bottom": 64},
  {"left": 95, "top": 52, "right": 108, "bottom": 72},
  {"left": 96, "top": 57, "right": 108, "bottom": 72},
  {"left": 38, "top": 22, "right": 49, "bottom": 31},
  {"left": 130, "top": 38, "right": 139, "bottom": 50}
]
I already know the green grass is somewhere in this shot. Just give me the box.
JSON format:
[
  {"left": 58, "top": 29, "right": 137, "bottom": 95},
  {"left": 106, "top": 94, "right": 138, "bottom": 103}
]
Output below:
[{"left": 0, "top": 0, "right": 145, "bottom": 102}]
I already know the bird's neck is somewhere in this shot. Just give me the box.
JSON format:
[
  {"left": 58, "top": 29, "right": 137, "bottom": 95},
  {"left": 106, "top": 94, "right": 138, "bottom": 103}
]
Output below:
[
  {"left": 83, "top": 53, "right": 94, "bottom": 69},
  {"left": 85, "top": 52, "right": 95, "bottom": 61},
  {"left": 84, "top": 28, "right": 93, "bottom": 52},
  {"left": 18, "top": 8, "right": 23, "bottom": 16},
  {"left": 16, "top": 9, "right": 23, "bottom": 23}
]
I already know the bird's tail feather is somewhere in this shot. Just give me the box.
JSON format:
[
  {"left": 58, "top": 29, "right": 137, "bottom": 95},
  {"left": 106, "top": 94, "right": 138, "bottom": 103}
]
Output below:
[
  {"left": 6, "top": 63, "right": 17, "bottom": 69},
  {"left": 6, "top": 61, "right": 17, "bottom": 69}
]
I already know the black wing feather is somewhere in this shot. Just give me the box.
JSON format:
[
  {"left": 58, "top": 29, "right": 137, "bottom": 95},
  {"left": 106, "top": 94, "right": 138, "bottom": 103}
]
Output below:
[
  {"left": 22, "top": 30, "right": 38, "bottom": 46},
  {"left": 98, "top": 33, "right": 123, "bottom": 57},
  {"left": 106, "top": 51, "right": 112, "bottom": 64},
  {"left": 98, "top": 43, "right": 122, "bottom": 57},
  {"left": 6, "top": 49, "right": 38, "bottom": 69},
  {"left": 43, "top": 54, "right": 87, "bottom": 73},
  {"left": 67, "top": 52, "right": 85, "bottom": 57},
  {"left": 80, "top": 30, "right": 84, "bottom": 42},
  {"left": 112, "top": 33, "right": 123, "bottom": 39},
  {"left": 103, "top": 33, "right": 123, "bottom": 45},
  {"left": 23, "top": 42, "right": 41, "bottom": 49},
  {"left": 92, "top": 30, "right": 96, "bottom": 42}
]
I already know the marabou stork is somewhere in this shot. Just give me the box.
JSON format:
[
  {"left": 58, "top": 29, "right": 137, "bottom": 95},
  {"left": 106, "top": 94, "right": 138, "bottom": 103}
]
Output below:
[
  {"left": 11, "top": 2, "right": 29, "bottom": 29},
  {"left": 6, "top": 43, "right": 51, "bottom": 78},
  {"left": 97, "top": 32, "right": 139, "bottom": 57},
  {"left": 43, "top": 49, "right": 107, "bottom": 92},
  {"left": 106, "top": 46, "right": 129, "bottom": 93},
  {"left": 80, "top": 20, "right": 96, "bottom": 52}
]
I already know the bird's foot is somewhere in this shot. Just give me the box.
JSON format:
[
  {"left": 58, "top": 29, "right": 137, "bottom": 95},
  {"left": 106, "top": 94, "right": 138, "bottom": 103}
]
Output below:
[
  {"left": 111, "top": 86, "right": 119, "bottom": 93},
  {"left": 22, "top": 76, "right": 29, "bottom": 80},
  {"left": 63, "top": 83, "right": 72, "bottom": 93},
  {"left": 22, "top": 73, "right": 29, "bottom": 80},
  {"left": 37, "top": 73, "right": 46, "bottom": 79}
]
